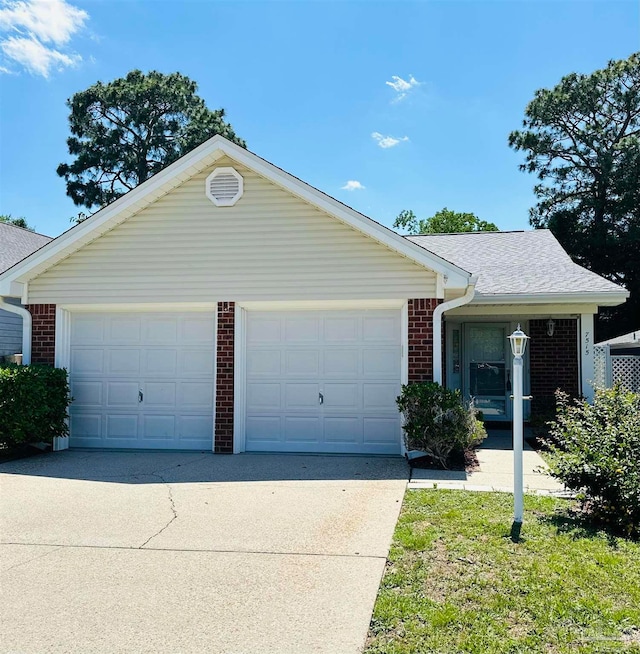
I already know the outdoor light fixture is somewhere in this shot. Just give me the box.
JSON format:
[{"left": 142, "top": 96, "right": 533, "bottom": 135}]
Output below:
[
  {"left": 508, "top": 324, "right": 529, "bottom": 358},
  {"left": 546, "top": 318, "right": 555, "bottom": 337},
  {"left": 509, "top": 324, "right": 529, "bottom": 529}
]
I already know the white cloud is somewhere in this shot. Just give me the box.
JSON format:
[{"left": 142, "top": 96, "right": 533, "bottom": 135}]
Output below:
[
  {"left": 0, "top": 0, "right": 88, "bottom": 77},
  {"left": 385, "top": 74, "right": 421, "bottom": 102},
  {"left": 1, "top": 35, "right": 79, "bottom": 76},
  {"left": 341, "top": 180, "right": 365, "bottom": 191},
  {"left": 371, "top": 132, "right": 410, "bottom": 149}
]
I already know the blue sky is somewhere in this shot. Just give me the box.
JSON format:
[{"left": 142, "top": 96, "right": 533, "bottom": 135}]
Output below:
[{"left": 0, "top": 0, "right": 638, "bottom": 238}]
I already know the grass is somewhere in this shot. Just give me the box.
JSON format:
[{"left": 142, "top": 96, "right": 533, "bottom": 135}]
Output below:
[{"left": 366, "top": 490, "right": 640, "bottom": 654}]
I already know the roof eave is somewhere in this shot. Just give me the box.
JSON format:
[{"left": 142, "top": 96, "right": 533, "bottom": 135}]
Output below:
[{"left": 471, "top": 290, "right": 629, "bottom": 307}]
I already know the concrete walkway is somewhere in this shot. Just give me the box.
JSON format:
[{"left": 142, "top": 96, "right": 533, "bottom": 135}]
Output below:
[
  {"left": 409, "top": 430, "right": 568, "bottom": 495},
  {"left": 0, "top": 452, "right": 408, "bottom": 654}
]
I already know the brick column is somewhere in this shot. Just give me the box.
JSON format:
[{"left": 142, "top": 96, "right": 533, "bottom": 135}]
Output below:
[
  {"left": 215, "top": 302, "right": 235, "bottom": 453},
  {"left": 529, "top": 318, "right": 579, "bottom": 417},
  {"left": 408, "top": 298, "right": 440, "bottom": 383},
  {"left": 26, "top": 304, "right": 56, "bottom": 366}
]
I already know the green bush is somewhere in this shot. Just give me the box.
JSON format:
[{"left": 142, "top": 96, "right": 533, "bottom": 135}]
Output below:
[
  {"left": 545, "top": 386, "right": 640, "bottom": 539},
  {"left": 0, "top": 364, "right": 72, "bottom": 447},
  {"left": 396, "top": 382, "right": 486, "bottom": 469}
]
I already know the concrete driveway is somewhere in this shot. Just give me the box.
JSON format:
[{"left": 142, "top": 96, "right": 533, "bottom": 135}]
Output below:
[{"left": 0, "top": 452, "right": 408, "bottom": 654}]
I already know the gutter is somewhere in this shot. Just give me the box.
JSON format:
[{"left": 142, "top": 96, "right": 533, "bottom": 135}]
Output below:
[
  {"left": 432, "top": 276, "right": 478, "bottom": 384},
  {"left": 0, "top": 298, "right": 31, "bottom": 364}
]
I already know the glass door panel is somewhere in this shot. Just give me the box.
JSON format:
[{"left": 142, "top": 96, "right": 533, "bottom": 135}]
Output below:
[{"left": 464, "top": 324, "right": 510, "bottom": 419}]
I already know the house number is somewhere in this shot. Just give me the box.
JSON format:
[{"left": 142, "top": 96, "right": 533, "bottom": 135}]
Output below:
[{"left": 584, "top": 330, "right": 591, "bottom": 356}]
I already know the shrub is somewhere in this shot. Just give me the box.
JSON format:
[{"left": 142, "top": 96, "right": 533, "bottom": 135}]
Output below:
[
  {"left": 0, "top": 364, "right": 72, "bottom": 448},
  {"left": 396, "top": 382, "right": 486, "bottom": 469},
  {"left": 545, "top": 386, "right": 640, "bottom": 539}
]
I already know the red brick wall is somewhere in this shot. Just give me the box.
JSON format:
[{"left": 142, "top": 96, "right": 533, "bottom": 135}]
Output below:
[
  {"left": 215, "top": 302, "right": 235, "bottom": 453},
  {"left": 408, "top": 298, "right": 440, "bottom": 383},
  {"left": 26, "top": 304, "right": 56, "bottom": 366},
  {"left": 529, "top": 318, "right": 579, "bottom": 416}
]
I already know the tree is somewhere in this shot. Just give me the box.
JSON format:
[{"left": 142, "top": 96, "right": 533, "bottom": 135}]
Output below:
[
  {"left": 57, "top": 70, "right": 246, "bottom": 213},
  {"left": 393, "top": 207, "right": 499, "bottom": 234},
  {"left": 0, "top": 214, "right": 34, "bottom": 231},
  {"left": 509, "top": 53, "right": 640, "bottom": 340}
]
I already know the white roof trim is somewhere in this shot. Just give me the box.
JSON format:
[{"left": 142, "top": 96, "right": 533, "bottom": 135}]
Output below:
[
  {"left": 471, "top": 291, "right": 629, "bottom": 306},
  {"left": 0, "top": 135, "right": 471, "bottom": 296}
]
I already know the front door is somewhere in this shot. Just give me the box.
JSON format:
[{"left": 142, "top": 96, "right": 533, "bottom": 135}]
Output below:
[{"left": 464, "top": 323, "right": 511, "bottom": 420}]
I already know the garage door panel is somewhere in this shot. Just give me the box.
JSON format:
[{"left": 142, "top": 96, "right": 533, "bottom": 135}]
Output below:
[
  {"left": 144, "top": 349, "right": 177, "bottom": 375},
  {"left": 285, "top": 383, "right": 319, "bottom": 409},
  {"left": 144, "top": 382, "right": 176, "bottom": 407},
  {"left": 109, "top": 317, "right": 140, "bottom": 343},
  {"left": 285, "top": 317, "right": 319, "bottom": 342},
  {"left": 247, "top": 382, "right": 281, "bottom": 410},
  {"left": 71, "top": 317, "right": 104, "bottom": 344},
  {"left": 323, "top": 383, "right": 359, "bottom": 409},
  {"left": 179, "top": 382, "right": 214, "bottom": 407},
  {"left": 142, "top": 415, "right": 175, "bottom": 439},
  {"left": 69, "top": 312, "right": 214, "bottom": 450},
  {"left": 247, "top": 350, "right": 280, "bottom": 376},
  {"left": 362, "top": 348, "right": 401, "bottom": 377},
  {"left": 108, "top": 349, "right": 140, "bottom": 375},
  {"left": 323, "top": 349, "right": 359, "bottom": 377},
  {"left": 180, "top": 350, "right": 215, "bottom": 376},
  {"left": 71, "top": 349, "right": 104, "bottom": 375},
  {"left": 181, "top": 316, "right": 214, "bottom": 343},
  {"left": 71, "top": 381, "right": 103, "bottom": 407},
  {"left": 70, "top": 413, "right": 102, "bottom": 438},
  {"left": 284, "top": 417, "right": 321, "bottom": 442},
  {"left": 246, "top": 416, "right": 282, "bottom": 442},
  {"left": 284, "top": 350, "right": 319, "bottom": 376},
  {"left": 363, "top": 316, "right": 398, "bottom": 342},
  {"left": 324, "top": 417, "right": 361, "bottom": 443},
  {"left": 363, "top": 383, "right": 400, "bottom": 410},
  {"left": 144, "top": 318, "right": 178, "bottom": 343},
  {"left": 106, "top": 381, "right": 139, "bottom": 407},
  {"left": 178, "top": 415, "right": 213, "bottom": 441},
  {"left": 247, "top": 317, "right": 281, "bottom": 344},
  {"left": 106, "top": 414, "right": 139, "bottom": 439},
  {"left": 324, "top": 317, "right": 358, "bottom": 342},
  {"left": 363, "top": 417, "right": 400, "bottom": 444}
]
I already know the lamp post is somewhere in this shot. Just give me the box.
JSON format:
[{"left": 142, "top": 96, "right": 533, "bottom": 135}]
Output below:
[{"left": 508, "top": 325, "right": 529, "bottom": 525}]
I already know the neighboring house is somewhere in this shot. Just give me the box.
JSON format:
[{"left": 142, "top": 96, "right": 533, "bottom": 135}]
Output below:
[
  {"left": 0, "top": 223, "right": 52, "bottom": 358},
  {"left": 594, "top": 330, "right": 640, "bottom": 393},
  {"left": 0, "top": 136, "right": 628, "bottom": 453}
]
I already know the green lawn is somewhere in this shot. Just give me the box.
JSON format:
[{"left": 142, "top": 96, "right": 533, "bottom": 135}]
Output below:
[{"left": 366, "top": 490, "right": 640, "bottom": 654}]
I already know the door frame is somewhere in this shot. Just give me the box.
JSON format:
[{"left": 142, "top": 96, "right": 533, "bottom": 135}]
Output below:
[
  {"left": 233, "top": 299, "right": 408, "bottom": 454},
  {"left": 446, "top": 319, "right": 531, "bottom": 421},
  {"left": 55, "top": 303, "right": 218, "bottom": 450}
]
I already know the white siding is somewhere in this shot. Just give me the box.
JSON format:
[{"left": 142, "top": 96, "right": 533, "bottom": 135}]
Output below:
[
  {"left": 0, "top": 301, "right": 22, "bottom": 357},
  {"left": 29, "top": 157, "right": 437, "bottom": 303}
]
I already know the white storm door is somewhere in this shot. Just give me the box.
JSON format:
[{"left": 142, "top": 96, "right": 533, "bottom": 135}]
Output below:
[
  {"left": 245, "top": 309, "right": 401, "bottom": 454},
  {"left": 68, "top": 312, "right": 215, "bottom": 450}
]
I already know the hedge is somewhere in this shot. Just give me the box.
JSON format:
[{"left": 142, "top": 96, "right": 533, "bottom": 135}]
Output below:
[{"left": 0, "top": 364, "right": 72, "bottom": 448}]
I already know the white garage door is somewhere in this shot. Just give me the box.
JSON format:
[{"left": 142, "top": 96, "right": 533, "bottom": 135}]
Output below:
[
  {"left": 69, "top": 312, "right": 215, "bottom": 450},
  {"left": 245, "top": 309, "right": 402, "bottom": 454}
]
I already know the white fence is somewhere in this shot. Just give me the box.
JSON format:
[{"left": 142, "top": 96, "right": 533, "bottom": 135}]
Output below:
[{"left": 593, "top": 345, "right": 640, "bottom": 393}]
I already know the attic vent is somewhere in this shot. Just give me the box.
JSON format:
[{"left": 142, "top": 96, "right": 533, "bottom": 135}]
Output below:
[{"left": 205, "top": 167, "right": 243, "bottom": 207}]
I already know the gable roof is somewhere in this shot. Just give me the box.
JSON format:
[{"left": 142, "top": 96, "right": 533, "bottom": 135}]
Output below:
[
  {"left": 408, "top": 230, "right": 628, "bottom": 305},
  {"left": 0, "top": 136, "right": 471, "bottom": 297},
  {"left": 0, "top": 223, "right": 52, "bottom": 274},
  {"left": 597, "top": 330, "right": 640, "bottom": 347}
]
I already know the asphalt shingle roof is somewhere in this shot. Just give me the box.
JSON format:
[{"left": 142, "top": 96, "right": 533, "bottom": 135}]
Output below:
[
  {"left": 0, "top": 222, "right": 52, "bottom": 274},
  {"left": 407, "top": 229, "right": 625, "bottom": 297}
]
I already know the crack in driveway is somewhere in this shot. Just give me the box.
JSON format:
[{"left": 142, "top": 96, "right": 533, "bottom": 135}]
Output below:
[{"left": 138, "top": 472, "right": 179, "bottom": 549}]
